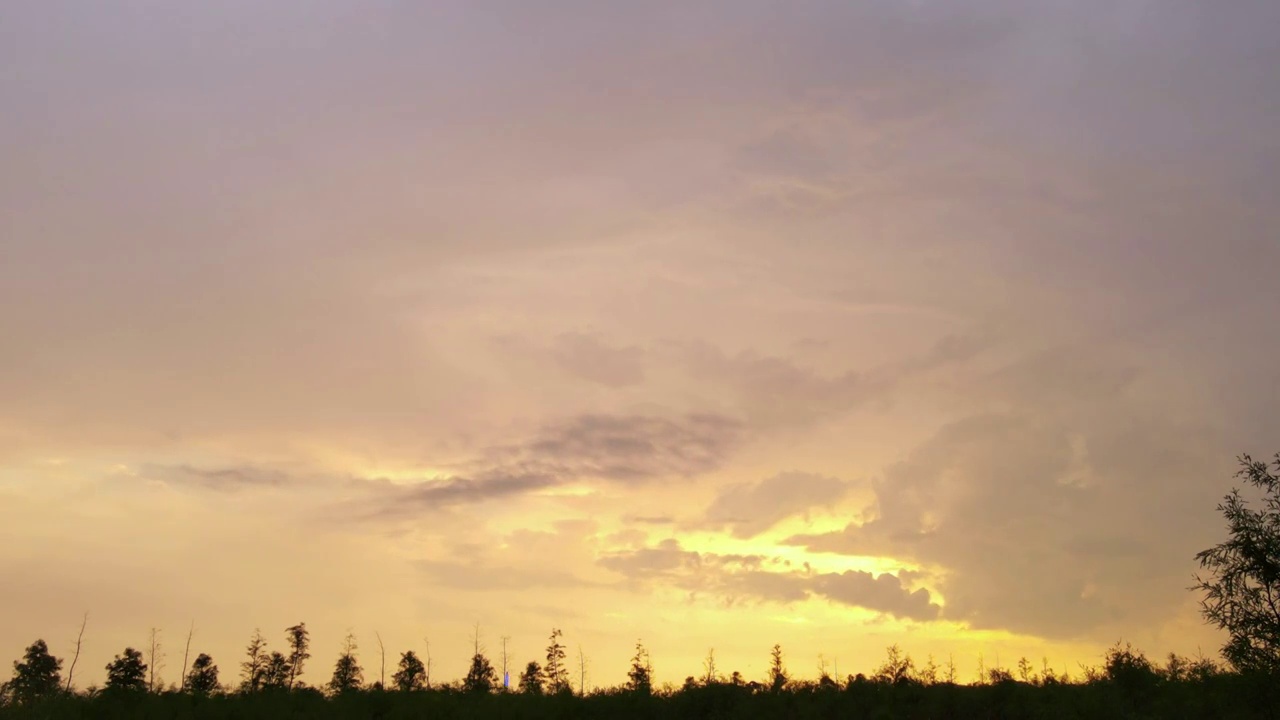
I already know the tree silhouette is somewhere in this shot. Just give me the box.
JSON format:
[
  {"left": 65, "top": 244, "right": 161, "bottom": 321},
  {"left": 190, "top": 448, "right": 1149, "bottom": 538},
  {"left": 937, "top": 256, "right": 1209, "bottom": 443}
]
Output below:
[
  {"left": 285, "top": 623, "right": 310, "bottom": 690},
  {"left": 518, "top": 661, "right": 544, "bottom": 695},
  {"left": 987, "top": 667, "right": 1015, "bottom": 684},
  {"left": 104, "top": 648, "right": 147, "bottom": 693},
  {"left": 627, "top": 640, "right": 652, "bottom": 695},
  {"left": 1103, "top": 642, "right": 1158, "bottom": 694},
  {"left": 768, "top": 644, "right": 787, "bottom": 692},
  {"left": 8, "top": 639, "right": 62, "bottom": 703},
  {"left": 463, "top": 651, "right": 498, "bottom": 693},
  {"left": 1017, "top": 656, "right": 1034, "bottom": 684},
  {"left": 239, "top": 629, "right": 268, "bottom": 693},
  {"left": 328, "top": 633, "right": 363, "bottom": 694},
  {"left": 392, "top": 651, "right": 425, "bottom": 692},
  {"left": 702, "top": 648, "right": 718, "bottom": 685},
  {"left": 262, "top": 652, "right": 290, "bottom": 690},
  {"left": 544, "top": 628, "right": 570, "bottom": 694},
  {"left": 1194, "top": 452, "right": 1280, "bottom": 673},
  {"left": 185, "top": 654, "right": 219, "bottom": 696},
  {"left": 919, "top": 654, "right": 940, "bottom": 685},
  {"left": 876, "top": 645, "right": 915, "bottom": 684}
]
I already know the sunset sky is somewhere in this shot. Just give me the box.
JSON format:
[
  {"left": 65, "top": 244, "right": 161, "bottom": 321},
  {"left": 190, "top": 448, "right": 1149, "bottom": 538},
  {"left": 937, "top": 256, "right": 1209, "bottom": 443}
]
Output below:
[{"left": 2, "top": 0, "right": 1278, "bottom": 690}]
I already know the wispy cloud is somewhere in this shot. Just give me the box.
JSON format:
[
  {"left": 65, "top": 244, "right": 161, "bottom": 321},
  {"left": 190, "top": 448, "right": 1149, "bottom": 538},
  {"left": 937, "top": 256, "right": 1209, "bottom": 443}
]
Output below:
[
  {"left": 362, "top": 412, "right": 744, "bottom": 516},
  {"left": 141, "top": 464, "right": 294, "bottom": 491}
]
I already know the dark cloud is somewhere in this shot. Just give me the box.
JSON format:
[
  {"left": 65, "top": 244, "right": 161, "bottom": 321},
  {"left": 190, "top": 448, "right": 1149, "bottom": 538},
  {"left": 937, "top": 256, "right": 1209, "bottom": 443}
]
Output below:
[
  {"left": 144, "top": 411, "right": 743, "bottom": 517},
  {"left": 598, "top": 538, "right": 699, "bottom": 577},
  {"left": 599, "top": 539, "right": 940, "bottom": 620},
  {"left": 391, "top": 471, "right": 561, "bottom": 508},
  {"left": 509, "top": 412, "right": 743, "bottom": 482},
  {"left": 367, "top": 412, "right": 744, "bottom": 516},
  {"left": 701, "top": 472, "right": 853, "bottom": 538},
  {"left": 811, "top": 571, "right": 941, "bottom": 622}
]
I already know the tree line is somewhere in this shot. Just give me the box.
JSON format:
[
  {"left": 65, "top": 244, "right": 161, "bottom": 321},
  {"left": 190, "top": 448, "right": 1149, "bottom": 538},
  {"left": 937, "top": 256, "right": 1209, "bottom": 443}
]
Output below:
[
  {"left": 0, "top": 629, "right": 1260, "bottom": 701},
  {"left": 3, "top": 631, "right": 1278, "bottom": 719},
  {"left": 3, "top": 623, "right": 628, "bottom": 700}
]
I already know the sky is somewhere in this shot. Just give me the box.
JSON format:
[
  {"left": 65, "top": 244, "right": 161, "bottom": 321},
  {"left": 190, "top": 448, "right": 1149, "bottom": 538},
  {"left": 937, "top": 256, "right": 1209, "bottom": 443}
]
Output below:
[{"left": 2, "top": 0, "right": 1278, "bottom": 691}]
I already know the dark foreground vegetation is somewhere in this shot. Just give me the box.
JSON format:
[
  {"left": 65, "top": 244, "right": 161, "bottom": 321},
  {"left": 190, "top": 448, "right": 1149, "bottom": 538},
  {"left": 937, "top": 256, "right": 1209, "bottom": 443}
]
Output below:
[
  {"left": 0, "top": 667, "right": 1277, "bottom": 720},
  {"left": 3, "top": 454, "right": 1277, "bottom": 718},
  {"left": 2, "top": 637, "right": 1277, "bottom": 720}
]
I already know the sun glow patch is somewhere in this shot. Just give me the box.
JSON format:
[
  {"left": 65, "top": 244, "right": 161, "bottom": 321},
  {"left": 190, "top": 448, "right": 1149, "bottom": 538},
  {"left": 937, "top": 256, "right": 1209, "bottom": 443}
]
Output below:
[
  {"left": 675, "top": 530, "right": 925, "bottom": 577},
  {"left": 770, "top": 614, "right": 813, "bottom": 624},
  {"left": 767, "top": 513, "right": 865, "bottom": 539}
]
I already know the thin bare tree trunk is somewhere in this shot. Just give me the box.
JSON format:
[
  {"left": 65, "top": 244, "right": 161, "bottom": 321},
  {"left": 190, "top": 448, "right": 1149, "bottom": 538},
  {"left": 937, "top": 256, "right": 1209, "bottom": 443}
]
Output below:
[
  {"left": 501, "top": 635, "right": 510, "bottom": 690},
  {"left": 147, "top": 628, "right": 164, "bottom": 692},
  {"left": 577, "top": 645, "right": 588, "bottom": 696},
  {"left": 376, "top": 632, "right": 386, "bottom": 688},
  {"left": 65, "top": 613, "right": 87, "bottom": 693},
  {"left": 423, "top": 638, "right": 432, "bottom": 689},
  {"left": 179, "top": 622, "right": 194, "bottom": 692}
]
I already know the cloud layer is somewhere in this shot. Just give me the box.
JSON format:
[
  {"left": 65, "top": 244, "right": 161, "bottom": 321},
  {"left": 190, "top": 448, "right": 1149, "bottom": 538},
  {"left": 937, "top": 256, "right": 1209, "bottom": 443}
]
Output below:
[{"left": 1, "top": 0, "right": 1277, "bottom": 687}]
